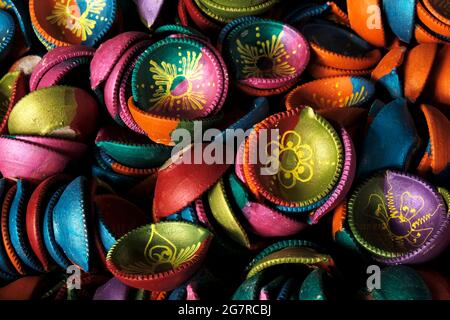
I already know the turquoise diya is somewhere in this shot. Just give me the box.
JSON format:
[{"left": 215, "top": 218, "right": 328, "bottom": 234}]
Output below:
[
  {"left": 347, "top": 170, "right": 450, "bottom": 264},
  {"left": 8, "top": 86, "right": 99, "bottom": 141},
  {"left": 0, "top": 9, "right": 14, "bottom": 60},
  {"left": 1, "top": 0, "right": 33, "bottom": 51},
  {"left": 106, "top": 221, "right": 213, "bottom": 291},
  {"left": 132, "top": 36, "right": 227, "bottom": 120},
  {"left": 95, "top": 194, "right": 149, "bottom": 252},
  {"left": 52, "top": 176, "right": 91, "bottom": 271},
  {"left": 8, "top": 180, "right": 44, "bottom": 273},
  {"left": 222, "top": 18, "right": 309, "bottom": 92},
  {"left": 30, "top": 0, "right": 117, "bottom": 48},
  {"left": 244, "top": 107, "right": 344, "bottom": 208},
  {"left": 357, "top": 98, "right": 419, "bottom": 179},
  {"left": 364, "top": 266, "right": 431, "bottom": 300},
  {"left": 95, "top": 125, "right": 172, "bottom": 168},
  {"left": 42, "top": 185, "right": 72, "bottom": 269}
]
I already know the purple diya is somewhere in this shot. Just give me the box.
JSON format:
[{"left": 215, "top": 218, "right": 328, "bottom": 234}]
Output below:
[
  {"left": 0, "top": 136, "right": 71, "bottom": 182},
  {"left": 132, "top": 36, "right": 227, "bottom": 120},
  {"left": 29, "top": 45, "right": 95, "bottom": 91},
  {"left": 7, "top": 86, "right": 99, "bottom": 141},
  {"left": 93, "top": 277, "right": 131, "bottom": 300},
  {"left": 227, "top": 173, "right": 308, "bottom": 238},
  {"left": 134, "top": 0, "right": 165, "bottom": 28},
  {"left": 90, "top": 31, "right": 150, "bottom": 90},
  {"left": 347, "top": 170, "right": 450, "bottom": 264},
  {"left": 222, "top": 18, "right": 310, "bottom": 91},
  {"left": 243, "top": 107, "right": 344, "bottom": 208}
]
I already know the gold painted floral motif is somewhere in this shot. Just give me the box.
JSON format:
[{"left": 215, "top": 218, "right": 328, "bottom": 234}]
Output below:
[
  {"left": 148, "top": 51, "right": 206, "bottom": 112},
  {"left": 267, "top": 130, "right": 314, "bottom": 189},
  {"left": 143, "top": 225, "right": 201, "bottom": 273},
  {"left": 312, "top": 83, "right": 368, "bottom": 108},
  {"left": 236, "top": 31, "right": 296, "bottom": 78},
  {"left": 46, "top": 0, "right": 106, "bottom": 41}
]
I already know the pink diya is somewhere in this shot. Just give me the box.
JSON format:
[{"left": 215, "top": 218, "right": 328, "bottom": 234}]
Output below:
[
  {"left": 35, "top": 57, "right": 91, "bottom": 90},
  {"left": 7, "top": 86, "right": 99, "bottom": 141},
  {"left": 29, "top": 45, "right": 95, "bottom": 91},
  {"left": 0, "top": 71, "right": 27, "bottom": 134},
  {"left": 0, "top": 137, "right": 71, "bottom": 182},
  {"left": 285, "top": 76, "right": 375, "bottom": 110},
  {"left": 10, "top": 135, "right": 87, "bottom": 159},
  {"left": 90, "top": 31, "right": 150, "bottom": 90}
]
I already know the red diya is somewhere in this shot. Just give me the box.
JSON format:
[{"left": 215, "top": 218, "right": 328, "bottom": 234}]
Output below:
[
  {"left": 7, "top": 86, "right": 99, "bottom": 141},
  {"left": 106, "top": 221, "right": 213, "bottom": 292},
  {"left": 221, "top": 18, "right": 309, "bottom": 92},
  {"left": 29, "top": 0, "right": 117, "bottom": 48},
  {"left": 243, "top": 107, "right": 344, "bottom": 209},
  {"left": 285, "top": 76, "right": 375, "bottom": 110}
]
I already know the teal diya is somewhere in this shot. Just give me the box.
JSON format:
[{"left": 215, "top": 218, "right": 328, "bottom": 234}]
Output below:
[
  {"left": 221, "top": 18, "right": 310, "bottom": 93},
  {"left": 52, "top": 176, "right": 91, "bottom": 271},
  {"left": 30, "top": 0, "right": 117, "bottom": 48},
  {"left": 106, "top": 221, "right": 213, "bottom": 291},
  {"left": 0, "top": 9, "right": 15, "bottom": 61},
  {"left": 347, "top": 170, "right": 450, "bottom": 264},
  {"left": 243, "top": 107, "right": 344, "bottom": 210},
  {"left": 1, "top": 0, "right": 33, "bottom": 52}
]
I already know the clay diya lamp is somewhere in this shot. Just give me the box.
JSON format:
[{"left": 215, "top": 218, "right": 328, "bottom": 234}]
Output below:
[
  {"left": 414, "top": 23, "right": 446, "bottom": 44},
  {"left": 29, "top": 0, "right": 117, "bottom": 48},
  {"left": 11, "top": 135, "right": 87, "bottom": 159},
  {"left": 286, "top": 76, "right": 375, "bottom": 110},
  {"left": 0, "top": 178, "right": 18, "bottom": 280},
  {"left": 42, "top": 185, "right": 72, "bottom": 269},
  {"left": 8, "top": 55, "right": 42, "bottom": 75},
  {"left": 8, "top": 86, "right": 99, "bottom": 141},
  {"left": 371, "top": 46, "right": 407, "bottom": 98},
  {"left": 298, "top": 268, "right": 338, "bottom": 300},
  {"left": 331, "top": 200, "right": 363, "bottom": 253},
  {"left": 195, "top": 0, "right": 278, "bottom": 23},
  {"left": 95, "top": 125, "right": 172, "bottom": 168},
  {"left": 52, "top": 176, "right": 92, "bottom": 271},
  {"left": 347, "top": 170, "right": 450, "bottom": 264},
  {"left": 417, "top": 269, "right": 450, "bottom": 300},
  {"left": 153, "top": 143, "right": 230, "bottom": 219},
  {"left": 95, "top": 194, "right": 149, "bottom": 253},
  {"left": 29, "top": 45, "right": 95, "bottom": 91},
  {"left": 0, "top": 71, "right": 27, "bottom": 134},
  {"left": 307, "top": 62, "right": 373, "bottom": 79},
  {"left": 226, "top": 173, "right": 308, "bottom": 237},
  {"left": 131, "top": 35, "right": 227, "bottom": 118},
  {"left": 222, "top": 18, "right": 309, "bottom": 93},
  {"left": 383, "top": 0, "right": 416, "bottom": 43},
  {"left": 0, "top": 136, "right": 72, "bottom": 182},
  {"left": 26, "top": 175, "right": 70, "bottom": 272},
  {"left": 0, "top": 9, "right": 14, "bottom": 60},
  {"left": 346, "top": 0, "right": 386, "bottom": 47},
  {"left": 1, "top": 0, "right": 33, "bottom": 50},
  {"left": 0, "top": 275, "right": 51, "bottom": 300},
  {"left": 357, "top": 98, "right": 419, "bottom": 179},
  {"left": 7, "top": 180, "right": 45, "bottom": 273},
  {"left": 422, "top": 0, "right": 450, "bottom": 26},
  {"left": 243, "top": 107, "right": 344, "bottom": 210},
  {"left": 93, "top": 277, "right": 131, "bottom": 300},
  {"left": 284, "top": 1, "right": 349, "bottom": 27},
  {"left": 417, "top": 1, "right": 450, "bottom": 38},
  {"left": 106, "top": 221, "right": 213, "bottom": 291},
  {"left": 90, "top": 31, "right": 150, "bottom": 90},
  {"left": 134, "top": 0, "right": 165, "bottom": 29},
  {"left": 426, "top": 44, "right": 450, "bottom": 115},
  {"left": 181, "top": 0, "right": 221, "bottom": 34},
  {"left": 404, "top": 43, "right": 438, "bottom": 103},
  {"left": 300, "top": 22, "right": 382, "bottom": 71},
  {"left": 363, "top": 266, "right": 431, "bottom": 300}
]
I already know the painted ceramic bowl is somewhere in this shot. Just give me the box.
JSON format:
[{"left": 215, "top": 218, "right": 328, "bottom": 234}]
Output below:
[
  {"left": 300, "top": 22, "right": 382, "bottom": 70},
  {"left": 286, "top": 76, "right": 375, "bottom": 110},
  {"left": 29, "top": 0, "right": 117, "bottom": 48},
  {"left": 0, "top": 9, "right": 15, "bottom": 60},
  {"left": 8, "top": 86, "right": 98, "bottom": 141},
  {"left": 106, "top": 221, "right": 213, "bottom": 291},
  {"left": 244, "top": 107, "right": 344, "bottom": 208},
  {"left": 52, "top": 176, "right": 91, "bottom": 271},
  {"left": 347, "top": 0, "right": 386, "bottom": 47},
  {"left": 0, "top": 136, "right": 71, "bottom": 182},
  {"left": 132, "top": 36, "right": 226, "bottom": 120},
  {"left": 222, "top": 19, "right": 309, "bottom": 91},
  {"left": 0, "top": 71, "right": 27, "bottom": 134},
  {"left": 347, "top": 170, "right": 450, "bottom": 264}
]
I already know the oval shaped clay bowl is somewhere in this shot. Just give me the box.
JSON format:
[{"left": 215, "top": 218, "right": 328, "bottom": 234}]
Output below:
[
  {"left": 106, "top": 221, "right": 213, "bottom": 292},
  {"left": 244, "top": 107, "right": 344, "bottom": 208},
  {"left": 132, "top": 36, "right": 225, "bottom": 120},
  {"left": 224, "top": 19, "right": 310, "bottom": 90}
]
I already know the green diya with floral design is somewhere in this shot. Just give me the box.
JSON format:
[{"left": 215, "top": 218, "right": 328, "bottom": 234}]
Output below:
[
  {"left": 244, "top": 107, "right": 343, "bottom": 208},
  {"left": 106, "top": 221, "right": 213, "bottom": 292},
  {"left": 132, "top": 36, "right": 227, "bottom": 120},
  {"left": 222, "top": 18, "right": 309, "bottom": 92}
]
